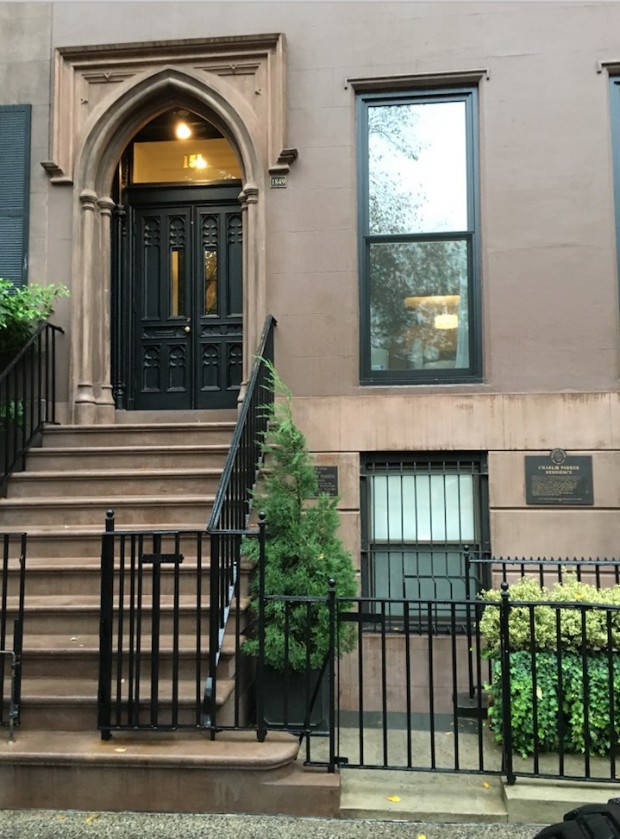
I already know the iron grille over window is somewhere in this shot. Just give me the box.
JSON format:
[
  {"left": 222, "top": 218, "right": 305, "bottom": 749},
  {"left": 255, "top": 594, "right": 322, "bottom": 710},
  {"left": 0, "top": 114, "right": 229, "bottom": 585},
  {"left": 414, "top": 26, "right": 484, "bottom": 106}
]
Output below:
[
  {"left": 361, "top": 453, "right": 490, "bottom": 628},
  {"left": 357, "top": 88, "right": 481, "bottom": 384}
]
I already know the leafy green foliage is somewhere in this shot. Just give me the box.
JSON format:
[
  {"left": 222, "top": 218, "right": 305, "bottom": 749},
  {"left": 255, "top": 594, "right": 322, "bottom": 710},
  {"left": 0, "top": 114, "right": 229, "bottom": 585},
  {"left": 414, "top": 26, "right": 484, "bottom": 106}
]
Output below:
[
  {"left": 488, "top": 651, "right": 620, "bottom": 758},
  {"left": 243, "top": 363, "right": 357, "bottom": 672},
  {"left": 481, "top": 575, "right": 620, "bottom": 757},
  {"left": 0, "top": 278, "right": 69, "bottom": 356},
  {"left": 479, "top": 575, "right": 620, "bottom": 657}
]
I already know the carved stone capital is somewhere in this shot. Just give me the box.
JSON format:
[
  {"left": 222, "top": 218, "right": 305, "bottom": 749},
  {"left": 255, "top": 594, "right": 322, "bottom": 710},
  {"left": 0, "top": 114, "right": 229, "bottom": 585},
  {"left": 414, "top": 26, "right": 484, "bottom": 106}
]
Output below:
[
  {"left": 97, "top": 196, "right": 116, "bottom": 218},
  {"left": 80, "top": 189, "right": 99, "bottom": 212},
  {"left": 241, "top": 184, "right": 259, "bottom": 206}
]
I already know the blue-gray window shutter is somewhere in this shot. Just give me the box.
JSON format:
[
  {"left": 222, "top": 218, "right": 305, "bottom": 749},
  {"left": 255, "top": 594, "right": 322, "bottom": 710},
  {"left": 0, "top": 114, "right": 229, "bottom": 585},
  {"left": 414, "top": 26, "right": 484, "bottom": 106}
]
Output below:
[{"left": 0, "top": 105, "right": 31, "bottom": 288}]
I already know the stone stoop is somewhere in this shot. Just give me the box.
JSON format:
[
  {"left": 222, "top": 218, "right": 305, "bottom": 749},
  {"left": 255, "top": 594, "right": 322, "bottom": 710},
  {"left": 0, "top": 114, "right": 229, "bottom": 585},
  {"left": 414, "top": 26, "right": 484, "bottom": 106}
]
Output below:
[
  {"left": 0, "top": 730, "right": 340, "bottom": 816},
  {"left": 0, "top": 416, "right": 332, "bottom": 816}
]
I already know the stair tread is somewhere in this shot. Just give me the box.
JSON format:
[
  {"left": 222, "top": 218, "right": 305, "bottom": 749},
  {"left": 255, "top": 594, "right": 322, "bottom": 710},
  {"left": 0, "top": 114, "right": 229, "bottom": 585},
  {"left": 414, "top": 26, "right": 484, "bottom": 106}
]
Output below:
[
  {"left": 12, "top": 468, "right": 223, "bottom": 479},
  {"left": 19, "top": 676, "right": 234, "bottom": 700},
  {"left": 22, "top": 634, "right": 236, "bottom": 654},
  {"left": 44, "top": 422, "right": 236, "bottom": 431},
  {"left": 30, "top": 444, "right": 230, "bottom": 453},
  {"left": 0, "top": 729, "right": 299, "bottom": 768},
  {"left": 10, "top": 594, "right": 249, "bottom": 609},
  {"left": 0, "top": 495, "right": 215, "bottom": 505}
]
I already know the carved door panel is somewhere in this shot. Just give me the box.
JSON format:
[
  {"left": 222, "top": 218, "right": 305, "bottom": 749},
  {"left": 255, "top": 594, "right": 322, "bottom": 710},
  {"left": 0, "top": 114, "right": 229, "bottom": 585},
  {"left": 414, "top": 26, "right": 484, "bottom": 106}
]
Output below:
[{"left": 128, "top": 188, "right": 243, "bottom": 410}]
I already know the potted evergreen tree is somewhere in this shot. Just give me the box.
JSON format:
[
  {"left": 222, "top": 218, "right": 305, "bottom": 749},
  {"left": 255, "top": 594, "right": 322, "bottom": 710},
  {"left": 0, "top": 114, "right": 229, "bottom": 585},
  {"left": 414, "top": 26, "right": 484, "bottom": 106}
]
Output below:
[{"left": 243, "top": 363, "right": 357, "bottom": 728}]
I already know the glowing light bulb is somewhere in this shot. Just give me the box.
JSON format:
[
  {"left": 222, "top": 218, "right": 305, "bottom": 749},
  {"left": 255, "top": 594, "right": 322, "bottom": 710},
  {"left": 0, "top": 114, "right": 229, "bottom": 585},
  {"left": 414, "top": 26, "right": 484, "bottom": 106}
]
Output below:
[{"left": 175, "top": 122, "right": 191, "bottom": 140}]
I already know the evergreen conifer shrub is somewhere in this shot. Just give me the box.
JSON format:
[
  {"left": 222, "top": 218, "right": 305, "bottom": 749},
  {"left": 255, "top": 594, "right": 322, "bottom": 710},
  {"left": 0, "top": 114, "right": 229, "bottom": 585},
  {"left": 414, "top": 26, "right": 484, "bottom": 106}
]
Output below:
[{"left": 243, "top": 363, "right": 357, "bottom": 672}]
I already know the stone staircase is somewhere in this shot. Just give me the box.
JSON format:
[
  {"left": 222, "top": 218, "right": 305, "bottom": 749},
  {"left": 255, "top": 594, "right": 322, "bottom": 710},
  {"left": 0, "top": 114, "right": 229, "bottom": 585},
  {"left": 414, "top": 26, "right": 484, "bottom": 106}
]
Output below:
[{"left": 0, "top": 414, "right": 339, "bottom": 816}]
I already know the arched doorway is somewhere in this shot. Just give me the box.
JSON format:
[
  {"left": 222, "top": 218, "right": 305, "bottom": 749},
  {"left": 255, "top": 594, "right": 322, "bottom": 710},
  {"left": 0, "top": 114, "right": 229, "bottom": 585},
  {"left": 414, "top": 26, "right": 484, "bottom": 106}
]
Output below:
[
  {"left": 67, "top": 64, "right": 268, "bottom": 425},
  {"left": 112, "top": 109, "right": 244, "bottom": 411}
]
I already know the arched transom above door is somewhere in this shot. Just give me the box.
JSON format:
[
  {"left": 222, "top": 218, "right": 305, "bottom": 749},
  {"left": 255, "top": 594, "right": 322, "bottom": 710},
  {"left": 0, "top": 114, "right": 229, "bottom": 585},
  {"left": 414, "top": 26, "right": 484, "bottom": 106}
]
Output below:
[{"left": 42, "top": 34, "right": 297, "bottom": 185}]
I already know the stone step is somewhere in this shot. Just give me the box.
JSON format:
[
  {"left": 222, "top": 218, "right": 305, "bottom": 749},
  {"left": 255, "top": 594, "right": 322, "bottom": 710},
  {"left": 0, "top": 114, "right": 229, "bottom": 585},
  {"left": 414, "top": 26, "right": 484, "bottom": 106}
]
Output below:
[
  {"left": 0, "top": 731, "right": 341, "bottom": 817},
  {"left": 0, "top": 496, "right": 215, "bottom": 526},
  {"left": 16, "top": 559, "right": 253, "bottom": 598},
  {"left": 27, "top": 444, "right": 230, "bottom": 471},
  {"left": 7, "top": 469, "right": 222, "bottom": 498},
  {"left": 16, "top": 676, "right": 235, "bottom": 731},
  {"left": 6, "top": 594, "right": 250, "bottom": 635},
  {"left": 0, "top": 525, "right": 213, "bottom": 559},
  {"left": 42, "top": 423, "right": 236, "bottom": 448},
  {"left": 20, "top": 634, "right": 238, "bottom": 681}
]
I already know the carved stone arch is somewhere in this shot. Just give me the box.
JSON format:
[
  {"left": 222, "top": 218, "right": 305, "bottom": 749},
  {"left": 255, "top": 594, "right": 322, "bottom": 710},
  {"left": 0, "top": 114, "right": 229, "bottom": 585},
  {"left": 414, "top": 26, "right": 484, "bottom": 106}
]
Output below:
[{"left": 49, "top": 38, "right": 293, "bottom": 422}]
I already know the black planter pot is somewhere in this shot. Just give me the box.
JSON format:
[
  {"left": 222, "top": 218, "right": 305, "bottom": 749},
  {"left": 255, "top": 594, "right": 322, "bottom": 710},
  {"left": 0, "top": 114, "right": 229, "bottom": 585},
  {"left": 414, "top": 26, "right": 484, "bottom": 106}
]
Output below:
[{"left": 260, "top": 664, "right": 329, "bottom": 733}]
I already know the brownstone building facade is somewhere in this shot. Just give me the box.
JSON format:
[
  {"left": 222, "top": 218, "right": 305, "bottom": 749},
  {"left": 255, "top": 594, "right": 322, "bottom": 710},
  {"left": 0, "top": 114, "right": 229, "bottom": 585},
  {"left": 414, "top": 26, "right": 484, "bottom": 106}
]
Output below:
[{"left": 2, "top": 0, "right": 620, "bottom": 595}]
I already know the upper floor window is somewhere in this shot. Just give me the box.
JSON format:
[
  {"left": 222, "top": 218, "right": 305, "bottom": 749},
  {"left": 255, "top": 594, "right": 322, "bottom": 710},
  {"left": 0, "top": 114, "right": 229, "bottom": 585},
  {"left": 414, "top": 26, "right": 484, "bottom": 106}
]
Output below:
[
  {"left": 358, "top": 88, "right": 481, "bottom": 384},
  {"left": 0, "top": 105, "right": 31, "bottom": 288}
]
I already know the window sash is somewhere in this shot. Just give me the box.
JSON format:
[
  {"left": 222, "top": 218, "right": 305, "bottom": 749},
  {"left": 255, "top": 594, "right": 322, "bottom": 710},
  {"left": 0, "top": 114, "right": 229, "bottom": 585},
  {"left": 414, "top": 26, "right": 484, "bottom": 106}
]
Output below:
[{"left": 358, "top": 88, "right": 480, "bottom": 383}]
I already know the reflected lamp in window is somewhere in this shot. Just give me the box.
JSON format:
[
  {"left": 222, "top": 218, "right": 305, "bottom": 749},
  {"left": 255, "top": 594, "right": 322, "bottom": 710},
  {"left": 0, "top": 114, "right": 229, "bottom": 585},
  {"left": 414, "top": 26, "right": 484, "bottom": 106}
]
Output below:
[{"left": 358, "top": 89, "right": 481, "bottom": 383}]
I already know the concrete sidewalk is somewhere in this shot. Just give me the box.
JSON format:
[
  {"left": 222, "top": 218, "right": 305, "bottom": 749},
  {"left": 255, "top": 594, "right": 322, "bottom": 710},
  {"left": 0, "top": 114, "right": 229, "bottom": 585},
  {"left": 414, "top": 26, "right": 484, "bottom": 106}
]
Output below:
[
  {"left": 340, "top": 768, "right": 620, "bottom": 825},
  {"left": 0, "top": 810, "right": 544, "bottom": 839}
]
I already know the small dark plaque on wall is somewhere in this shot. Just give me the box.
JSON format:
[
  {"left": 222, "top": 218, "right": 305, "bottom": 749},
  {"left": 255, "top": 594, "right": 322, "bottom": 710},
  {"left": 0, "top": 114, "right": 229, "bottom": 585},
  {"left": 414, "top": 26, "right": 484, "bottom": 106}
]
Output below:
[
  {"left": 315, "top": 465, "right": 339, "bottom": 497},
  {"left": 525, "top": 449, "right": 594, "bottom": 506}
]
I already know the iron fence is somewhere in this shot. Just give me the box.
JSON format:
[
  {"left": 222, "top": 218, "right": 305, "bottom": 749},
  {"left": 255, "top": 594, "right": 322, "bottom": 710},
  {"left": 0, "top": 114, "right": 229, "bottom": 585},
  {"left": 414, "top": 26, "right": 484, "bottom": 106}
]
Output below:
[
  {"left": 98, "top": 513, "right": 211, "bottom": 738},
  {"left": 256, "top": 577, "right": 620, "bottom": 785},
  {"left": 0, "top": 533, "right": 26, "bottom": 741},
  {"left": 0, "top": 322, "right": 63, "bottom": 494}
]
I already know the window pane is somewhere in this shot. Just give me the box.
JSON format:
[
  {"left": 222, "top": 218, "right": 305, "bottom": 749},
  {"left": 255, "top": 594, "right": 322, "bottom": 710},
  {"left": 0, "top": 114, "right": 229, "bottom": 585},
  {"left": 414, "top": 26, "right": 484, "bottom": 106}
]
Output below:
[
  {"left": 169, "top": 249, "right": 185, "bottom": 317},
  {"left": 369, "top": 239, "right": 469, "bottom": 372},
  {"left": 204, "top": 249, "right": 218, "bottom": 315},
  {"left": 368, "top": 101, "right": 467, "bottom": 235},
  {"left": 370, "top": 472, "right": 475, "bottom": 542}
]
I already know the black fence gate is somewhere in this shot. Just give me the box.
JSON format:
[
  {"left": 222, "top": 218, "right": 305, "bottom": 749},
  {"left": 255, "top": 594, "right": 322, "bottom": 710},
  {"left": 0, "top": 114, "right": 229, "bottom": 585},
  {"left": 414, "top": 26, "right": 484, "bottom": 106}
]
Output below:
[
  {"left": 98, "top": 514, "right": 212, "bottom": 738},
  {"left": 0, "top": 533, "right": 26, "bottom": 741}
]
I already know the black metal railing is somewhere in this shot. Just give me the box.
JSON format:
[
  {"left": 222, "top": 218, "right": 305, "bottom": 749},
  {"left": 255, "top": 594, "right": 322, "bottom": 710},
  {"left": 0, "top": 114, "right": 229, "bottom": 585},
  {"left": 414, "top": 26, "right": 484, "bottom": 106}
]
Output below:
[
  {"left": 98, "top": 511, "right": 211, "bottom": 739},
  {"left": 256, "top": 575, "right": 620, "bottom": 785},
  {"left": 204, "top": 315, "right": 276, "bottom": 732},
  {"left": 0, "top": 322, "right": 63, "bottom": 494},
  {"left": 468, "top": 553, "right": 620, "bottom": 589},
  {"left": 0, "top": 533, "right": 26, "bottom": 742}
]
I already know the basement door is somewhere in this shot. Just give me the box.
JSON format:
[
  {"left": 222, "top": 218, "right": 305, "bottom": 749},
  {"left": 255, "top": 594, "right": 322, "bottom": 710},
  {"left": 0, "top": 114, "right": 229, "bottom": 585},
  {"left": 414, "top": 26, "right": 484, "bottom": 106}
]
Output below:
[{"left": 127, "top": 185, "right": 243, "bottom": 411}]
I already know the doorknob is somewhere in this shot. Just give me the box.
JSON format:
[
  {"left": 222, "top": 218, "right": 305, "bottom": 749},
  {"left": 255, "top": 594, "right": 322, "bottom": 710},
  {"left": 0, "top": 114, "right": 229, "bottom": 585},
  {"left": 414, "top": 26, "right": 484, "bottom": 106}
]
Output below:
[{"left": 184, "top": 325, "right": 191, "bottom": 333}]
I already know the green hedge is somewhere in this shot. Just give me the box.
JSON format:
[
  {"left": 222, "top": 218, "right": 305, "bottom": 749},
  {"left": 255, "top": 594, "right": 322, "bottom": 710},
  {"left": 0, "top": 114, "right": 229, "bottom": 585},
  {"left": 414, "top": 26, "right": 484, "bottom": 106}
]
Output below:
[
  {"left": 481, "top": 575, "right": 620, "bottom": 758},
  {"left": 488, "top": 650, "right": 620, "bottom": 758},
  {"left": 479, "top": 575, "right": 620, "bottom": 657}
]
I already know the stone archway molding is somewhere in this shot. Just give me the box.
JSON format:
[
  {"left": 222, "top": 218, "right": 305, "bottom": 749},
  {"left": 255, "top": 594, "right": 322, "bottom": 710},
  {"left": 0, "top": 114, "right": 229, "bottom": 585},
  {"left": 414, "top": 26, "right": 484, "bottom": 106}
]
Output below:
[{"left": 44, "top": 36, "right": 294, "bottom": 423}]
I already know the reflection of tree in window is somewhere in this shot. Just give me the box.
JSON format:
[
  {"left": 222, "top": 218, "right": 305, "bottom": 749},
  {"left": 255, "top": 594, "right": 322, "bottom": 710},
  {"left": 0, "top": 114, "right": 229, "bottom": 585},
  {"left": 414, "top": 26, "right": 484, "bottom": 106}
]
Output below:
[
  {"left": 204, "top": 250, "right": 217, "bottom": 315},
  {"left": 366, "top": 100, "right": 470, "bottom": 372}
]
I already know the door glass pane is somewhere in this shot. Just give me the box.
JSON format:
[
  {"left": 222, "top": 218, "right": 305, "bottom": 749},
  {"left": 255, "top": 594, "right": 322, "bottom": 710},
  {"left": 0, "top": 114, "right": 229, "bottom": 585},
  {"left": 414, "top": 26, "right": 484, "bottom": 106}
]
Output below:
[
  {"left": 369, "top": 239, "right": 469, "bottom": 372},
  {"left": 170, "top": 249, "right": 185, "bottom": 317},
  {"left": 368, "top": 100, "right": 468, "bottom": 235},
  {"left": 204, "top": 249, "right": 218, "bottom": 315}
]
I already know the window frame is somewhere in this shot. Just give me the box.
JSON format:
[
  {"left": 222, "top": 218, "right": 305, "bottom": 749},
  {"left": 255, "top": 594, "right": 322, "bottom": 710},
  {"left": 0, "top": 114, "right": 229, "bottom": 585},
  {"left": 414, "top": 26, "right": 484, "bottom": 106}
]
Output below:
[
  {"left": 360, "top": 452, "right": 491, "bottom": 627},
  {"left": 357, "top": 86, "right": 482, "bottom": 385}
]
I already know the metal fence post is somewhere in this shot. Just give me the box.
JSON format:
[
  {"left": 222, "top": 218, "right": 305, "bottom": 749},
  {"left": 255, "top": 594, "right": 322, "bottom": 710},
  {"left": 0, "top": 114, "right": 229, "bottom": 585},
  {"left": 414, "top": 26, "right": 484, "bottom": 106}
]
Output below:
[
  {"left": 256, "top": 512, "right": 267, "bottom": 742},
  {"left": 327, "top": 577, "right": 337, "bottom": 773},
  {"left": 499, "top": 581, "right": 515, "bottom": 785},
  {"left": 98, "top": 509, "right": 115, "bottom": 740}
]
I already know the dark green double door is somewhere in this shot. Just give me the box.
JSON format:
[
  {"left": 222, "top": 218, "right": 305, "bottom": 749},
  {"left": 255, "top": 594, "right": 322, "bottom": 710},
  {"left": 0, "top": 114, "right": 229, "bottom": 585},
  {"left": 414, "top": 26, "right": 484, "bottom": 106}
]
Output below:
[{"left": 126, "top": 185, "right": 243, "bottom": 410}]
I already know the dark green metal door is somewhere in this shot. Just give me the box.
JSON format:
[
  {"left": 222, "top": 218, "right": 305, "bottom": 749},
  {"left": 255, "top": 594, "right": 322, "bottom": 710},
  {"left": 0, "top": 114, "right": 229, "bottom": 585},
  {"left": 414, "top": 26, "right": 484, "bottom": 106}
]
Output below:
[{"left": 127, "top": 185, "right": 243, "bottom": 410}]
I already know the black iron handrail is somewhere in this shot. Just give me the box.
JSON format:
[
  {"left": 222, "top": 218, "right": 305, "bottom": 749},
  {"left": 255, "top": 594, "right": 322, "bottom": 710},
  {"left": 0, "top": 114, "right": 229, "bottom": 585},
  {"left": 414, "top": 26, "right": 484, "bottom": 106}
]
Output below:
[
  {"left": 204, "top": 314, "right": 276, "bottom": 731},
  {"left": 0, "top": 322, "right": 64, "bottom": 494}
]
